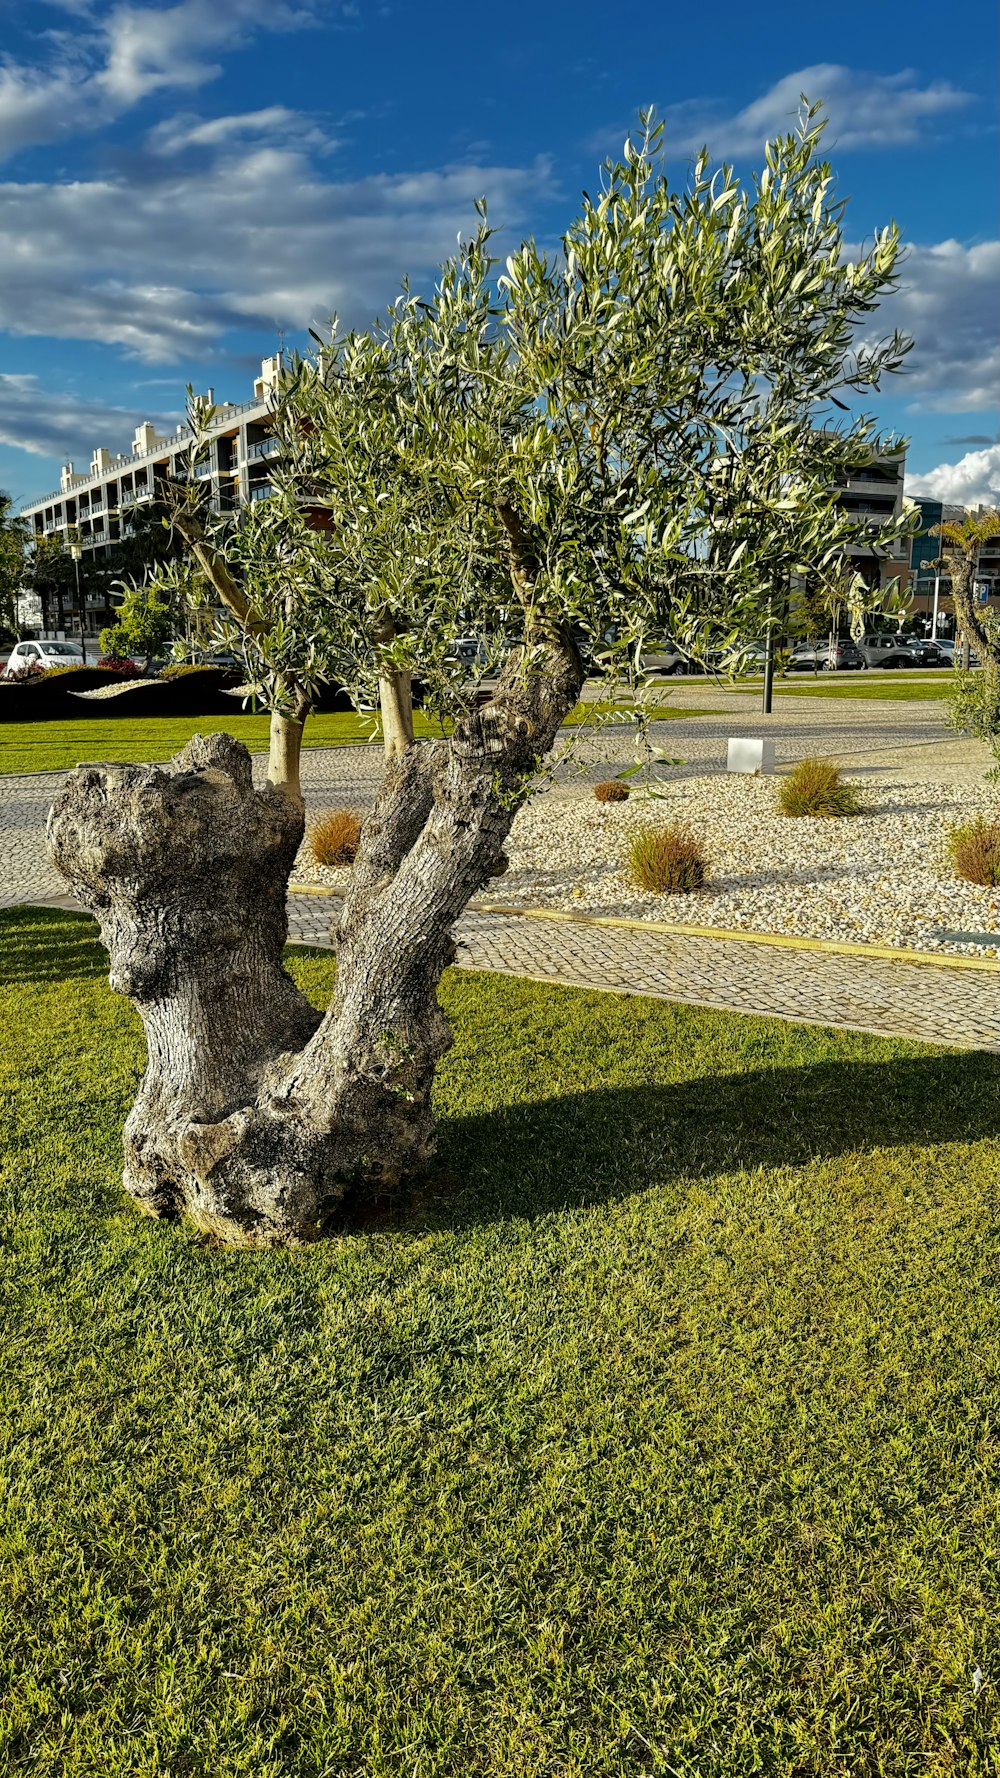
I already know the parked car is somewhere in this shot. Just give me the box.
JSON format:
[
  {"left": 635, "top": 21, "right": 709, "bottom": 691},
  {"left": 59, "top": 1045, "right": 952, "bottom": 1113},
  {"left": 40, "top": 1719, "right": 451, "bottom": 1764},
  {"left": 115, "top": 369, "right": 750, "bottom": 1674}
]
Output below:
[
  {"left": 593, "top": 635, "right": 695, "bottom": 676},
  {"left": 638, "top": 640, "right": 694, "bottom": 676},
  {"left": 902, "top": 637, "right": 951, "bottom": 667},
  {"left": 3, "top": 638, "right": 85, "bottom": 676},
  {"left": 935, "top": 638, "right": 981, "bottom": 667},
  {"left": 447, "top": 634, "right": 489, "bottom": 671},
  {"left": 718, "top": 639, "right": 778, "bottom": 671},
  {"left": 857, "top": 631, "right": 916, "bottom": 669},
  {"left": 788, "top": 638, "right": 865, "bottom": 672}
]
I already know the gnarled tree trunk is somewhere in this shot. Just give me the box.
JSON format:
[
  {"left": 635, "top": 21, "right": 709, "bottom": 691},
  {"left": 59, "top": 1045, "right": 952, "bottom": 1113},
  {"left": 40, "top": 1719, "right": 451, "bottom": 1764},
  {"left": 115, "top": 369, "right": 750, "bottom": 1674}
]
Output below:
[{"left": 46, "top": 642, "right": 583, "bottom": 1246}]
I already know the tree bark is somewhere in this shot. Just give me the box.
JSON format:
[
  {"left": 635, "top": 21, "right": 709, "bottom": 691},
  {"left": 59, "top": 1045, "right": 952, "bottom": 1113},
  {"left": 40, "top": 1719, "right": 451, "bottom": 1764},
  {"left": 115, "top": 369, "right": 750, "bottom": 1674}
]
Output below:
[{"left": 46, "top": 637, "right": 584, "bottom": 1246}]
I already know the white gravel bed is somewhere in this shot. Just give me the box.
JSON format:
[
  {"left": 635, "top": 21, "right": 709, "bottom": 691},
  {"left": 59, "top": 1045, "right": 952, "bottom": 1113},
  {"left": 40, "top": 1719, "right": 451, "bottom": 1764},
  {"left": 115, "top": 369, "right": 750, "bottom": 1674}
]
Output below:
[{"left": 292, "top": 772, "right": 1000, "bottom": 957}]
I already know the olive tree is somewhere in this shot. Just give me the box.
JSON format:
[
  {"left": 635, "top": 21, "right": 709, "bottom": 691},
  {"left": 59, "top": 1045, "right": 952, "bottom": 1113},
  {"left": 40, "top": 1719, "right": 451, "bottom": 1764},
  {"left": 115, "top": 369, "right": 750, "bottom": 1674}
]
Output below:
[{"left": 49, "top": 107, "right": 914, "bottom": 1245}]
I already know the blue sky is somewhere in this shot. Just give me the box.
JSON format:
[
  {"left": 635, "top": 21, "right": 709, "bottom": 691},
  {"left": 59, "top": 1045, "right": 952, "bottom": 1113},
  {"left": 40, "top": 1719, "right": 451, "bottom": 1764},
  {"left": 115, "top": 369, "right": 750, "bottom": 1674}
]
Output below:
[{"left": 1, "top": 0, "right": 997, "bottom": 509}]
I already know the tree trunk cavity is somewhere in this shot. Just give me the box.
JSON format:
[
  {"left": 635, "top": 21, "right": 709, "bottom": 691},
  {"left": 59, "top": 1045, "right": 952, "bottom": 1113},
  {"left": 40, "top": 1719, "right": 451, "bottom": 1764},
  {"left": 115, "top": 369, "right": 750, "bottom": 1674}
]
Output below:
[{"left": 47, "top": 639, "right": 584, "bottom": 1246}]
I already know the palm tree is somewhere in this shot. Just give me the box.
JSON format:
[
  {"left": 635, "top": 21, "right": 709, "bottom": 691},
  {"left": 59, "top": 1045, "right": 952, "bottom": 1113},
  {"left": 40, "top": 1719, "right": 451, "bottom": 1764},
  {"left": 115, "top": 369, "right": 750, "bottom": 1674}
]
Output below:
[{"left": 933, "top": 510, "right": 1000, "bottom": 668}]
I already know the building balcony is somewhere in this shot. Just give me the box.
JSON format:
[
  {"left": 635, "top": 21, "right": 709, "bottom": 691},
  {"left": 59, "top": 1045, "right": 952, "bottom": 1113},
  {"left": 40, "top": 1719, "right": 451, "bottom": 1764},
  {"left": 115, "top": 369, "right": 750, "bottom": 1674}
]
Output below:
[
  {"left": 248, "top": 482, "right": 274, "bottom": 501},
  {"left": 248, "top": 437, "right": 278, "bottom": 460}
]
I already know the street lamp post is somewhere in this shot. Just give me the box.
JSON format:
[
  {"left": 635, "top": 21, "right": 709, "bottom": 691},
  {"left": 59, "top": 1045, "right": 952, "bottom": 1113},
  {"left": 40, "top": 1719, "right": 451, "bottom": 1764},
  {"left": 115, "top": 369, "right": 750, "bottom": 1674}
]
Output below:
[
  {"left": 762, "top": 596, "right": 774, "bottom": 715},
  {"left": 70, "top": 544, "right": 84, "bottom": 662}
]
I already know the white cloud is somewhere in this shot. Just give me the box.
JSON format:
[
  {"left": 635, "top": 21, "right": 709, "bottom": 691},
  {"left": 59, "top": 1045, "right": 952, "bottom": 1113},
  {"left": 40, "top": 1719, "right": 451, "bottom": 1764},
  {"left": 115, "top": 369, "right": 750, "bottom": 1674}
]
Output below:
[
  {"left": 906, "top": 446, "right": 1000, "bottom": 509},
  {"left": 98, "top": 0, "right": 320, "bottom": 107},
  {"left": 658, "top": 65, "right": 975, "bottom": 158},
  {"left": 0, "top": 152, "right": 553, "bottom": 363},
  {"left": 0, "top": 0, "right": 326, "bottom": 161},
  {"left": 147, "top": 106, "right": 337, "bottom": 157},
  {"left": 868, "top": 239, "right": 1000, "bottom": 413},
  {"left": 0, "top": 374, "right": 179, "bottom": 462}
]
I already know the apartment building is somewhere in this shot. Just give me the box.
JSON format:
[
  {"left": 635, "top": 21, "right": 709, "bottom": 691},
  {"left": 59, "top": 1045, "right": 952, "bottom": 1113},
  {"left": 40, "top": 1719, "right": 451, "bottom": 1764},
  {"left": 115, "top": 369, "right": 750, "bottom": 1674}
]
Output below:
[
  {"left": 17, "top": 357, "right": 283, "bottom": 641},
  {"left": 830, "top": 447, "right": 909, "bottom": 595}
]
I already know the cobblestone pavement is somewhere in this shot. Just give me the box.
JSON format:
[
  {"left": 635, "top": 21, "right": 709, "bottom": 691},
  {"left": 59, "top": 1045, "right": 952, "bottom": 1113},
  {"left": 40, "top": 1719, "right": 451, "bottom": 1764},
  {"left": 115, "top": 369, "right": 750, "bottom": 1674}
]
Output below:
[
  {"left": 282, "top": 894, "right": 998, "bottom": 1051},
  {"left": 3, "top": 694, "right": 994, "bottom": 1052}
]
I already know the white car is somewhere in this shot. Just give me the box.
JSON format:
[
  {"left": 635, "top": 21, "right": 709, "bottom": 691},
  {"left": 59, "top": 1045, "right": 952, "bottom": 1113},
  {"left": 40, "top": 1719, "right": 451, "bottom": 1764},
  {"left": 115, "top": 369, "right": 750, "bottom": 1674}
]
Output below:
[{"left": 3, "top": 639, "right": 85, "bottom": 676}]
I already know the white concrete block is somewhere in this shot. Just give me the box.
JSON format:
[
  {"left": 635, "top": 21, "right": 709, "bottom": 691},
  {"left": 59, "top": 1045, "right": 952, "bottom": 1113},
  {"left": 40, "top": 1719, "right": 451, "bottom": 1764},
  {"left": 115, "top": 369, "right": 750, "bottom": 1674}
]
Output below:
[{"left": 727, "top": 736, "right": 775, "bottom": 775}]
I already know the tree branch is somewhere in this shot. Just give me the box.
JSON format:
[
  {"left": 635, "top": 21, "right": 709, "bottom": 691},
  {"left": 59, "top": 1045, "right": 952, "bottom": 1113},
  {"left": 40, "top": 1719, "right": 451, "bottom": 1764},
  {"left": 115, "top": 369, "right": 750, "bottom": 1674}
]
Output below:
[{"left": 170, "top": 505, "right": 267, "bottom": 639}]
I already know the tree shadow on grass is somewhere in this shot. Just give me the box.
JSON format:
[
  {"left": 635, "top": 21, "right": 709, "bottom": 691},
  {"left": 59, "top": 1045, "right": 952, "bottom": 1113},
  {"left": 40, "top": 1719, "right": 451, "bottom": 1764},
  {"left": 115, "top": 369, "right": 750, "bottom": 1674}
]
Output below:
[
  {"left": 337, "top": 1047, "right": 1000, "bottom": 1233},
  {"left": 0, "top": 905, "right": 105, "bottom": 985},
  {"left": 3, "top": 908, "right": 997, "bottom": 1239}
]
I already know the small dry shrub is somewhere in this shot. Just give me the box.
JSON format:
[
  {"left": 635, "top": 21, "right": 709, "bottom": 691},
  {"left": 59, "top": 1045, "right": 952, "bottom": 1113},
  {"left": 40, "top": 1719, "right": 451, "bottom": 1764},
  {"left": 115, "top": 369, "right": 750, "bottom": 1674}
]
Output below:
[
  {"left": 594, "top": 779, "right": 630, "bottom": 803},
  {"left": 778, "top": 758, "right": 861, "bottom": 818},
  {"left": 309, "top": 809, "right": 363, "bottom": 867},
  {"left": 947, "top": 816, "right": 1000, "bottom": 886},
  {"left": 629, "top": 823, "right": 708, "bottom": 894}
]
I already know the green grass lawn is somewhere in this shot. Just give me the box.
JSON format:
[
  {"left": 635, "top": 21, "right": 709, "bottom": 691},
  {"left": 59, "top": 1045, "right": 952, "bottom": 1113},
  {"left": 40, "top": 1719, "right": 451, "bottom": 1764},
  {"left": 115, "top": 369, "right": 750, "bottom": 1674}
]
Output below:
[
  {"left": 724, "top": 674, "right": 955, "bottom": 702},
  {"left": 1, "top": 906, "right": 998, "bottom": 1777},
  {"left": 0, "top": 703, "right": 707, "bottom": 776}
]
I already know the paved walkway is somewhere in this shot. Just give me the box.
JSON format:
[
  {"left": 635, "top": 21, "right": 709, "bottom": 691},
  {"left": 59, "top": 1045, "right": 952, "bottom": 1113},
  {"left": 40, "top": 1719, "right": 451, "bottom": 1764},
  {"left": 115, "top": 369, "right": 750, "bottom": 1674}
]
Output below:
[
  {"left": 3, "top": 695, "right": 996, "bottom": 1051},
  {"left": 284, "top": 892, "right": 998, "bottom": 1052}
]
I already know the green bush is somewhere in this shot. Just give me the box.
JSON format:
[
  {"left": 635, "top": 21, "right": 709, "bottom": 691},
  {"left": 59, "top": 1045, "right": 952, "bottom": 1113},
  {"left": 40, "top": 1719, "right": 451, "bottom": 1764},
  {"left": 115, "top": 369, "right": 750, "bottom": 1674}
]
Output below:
[
  {"left": 947, "top": 661, "right": 1000, "bottom": 741},
  {"left": 778, "top": 758, "right": 861, "bottom": 818}
]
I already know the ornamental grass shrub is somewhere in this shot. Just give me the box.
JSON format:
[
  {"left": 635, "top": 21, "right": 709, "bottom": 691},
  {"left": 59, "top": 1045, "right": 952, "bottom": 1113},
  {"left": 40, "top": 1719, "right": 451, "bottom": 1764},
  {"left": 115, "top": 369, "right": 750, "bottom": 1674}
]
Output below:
[
  {"left": 629, "top": 823, "right": 708, "bottom": 894},
  {"left": 309, "top": 809, "right": 363, "bottom": 868},
  {"left": 947, "top": 816, "right": 1000, "bottom": 887},
  {"left": 778, "top": 758, "right": 861, "bottom": 818},
  {"left": 594, "top": 779, "right": 630, "bottom": 803}
]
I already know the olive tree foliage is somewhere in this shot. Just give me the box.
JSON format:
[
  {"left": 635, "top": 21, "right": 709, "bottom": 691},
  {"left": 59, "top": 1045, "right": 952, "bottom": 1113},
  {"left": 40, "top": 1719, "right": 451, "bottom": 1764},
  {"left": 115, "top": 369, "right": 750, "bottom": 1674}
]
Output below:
[
  {"left": 47, "top": 106, "right": 921, "bottom": 1246},
  {"left": 151, "top": 102, "right": 914, "bottom": 790}
]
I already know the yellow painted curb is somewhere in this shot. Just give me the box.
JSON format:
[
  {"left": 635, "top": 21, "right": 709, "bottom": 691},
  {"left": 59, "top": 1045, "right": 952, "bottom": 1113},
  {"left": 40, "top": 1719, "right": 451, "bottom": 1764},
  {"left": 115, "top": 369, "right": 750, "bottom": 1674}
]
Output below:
[
  {"left": 289, "top": 884, "right": 998, "bottom": 972},
  {"left": 471, "top": 904, "right": 1000, "bottom": 973}
]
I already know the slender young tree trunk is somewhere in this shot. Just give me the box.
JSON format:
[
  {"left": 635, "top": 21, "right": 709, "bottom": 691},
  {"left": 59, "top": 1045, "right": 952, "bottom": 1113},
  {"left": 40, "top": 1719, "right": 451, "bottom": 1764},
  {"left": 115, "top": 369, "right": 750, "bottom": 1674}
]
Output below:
[
  {"left": 378, "top": 667, "right": 415, "bottom": 760},
  {"left": 267, "top": 710, "right": 306, "bottom": 806},
  {"left": 46, "top": 639, "right": 584, "bottom": 1246}
]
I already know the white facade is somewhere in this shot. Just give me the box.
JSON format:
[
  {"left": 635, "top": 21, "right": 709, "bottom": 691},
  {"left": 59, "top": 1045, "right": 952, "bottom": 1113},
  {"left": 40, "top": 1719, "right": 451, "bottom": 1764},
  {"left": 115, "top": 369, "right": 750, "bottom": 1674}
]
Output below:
[{"left": 18, "top": 356, "right": 283, "bottom": 568}]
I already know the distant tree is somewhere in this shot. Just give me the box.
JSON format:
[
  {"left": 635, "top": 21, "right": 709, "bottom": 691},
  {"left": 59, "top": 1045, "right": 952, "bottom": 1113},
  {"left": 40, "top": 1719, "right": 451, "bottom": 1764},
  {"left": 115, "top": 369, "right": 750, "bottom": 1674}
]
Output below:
[
  {"left": 936, "top": 510, "right": 1000, "bottom": 748},
  {"left": 933, "top": 510, "right": 1000, "bottom": 668},
  {"left": 99, "top": 585, "right": 174, "bottom": 669},
  {"left": 21, "top": 533, "right": 85, "bottom": 637},
  {"left": 0, "top": 491, "right": 27, "bottom": 635},
  {"left": 88, "top": 499, "right": 184, "bottom": 610},
  {"left": 50, "top": 104, "right": 917, "bottom": 1246}
]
